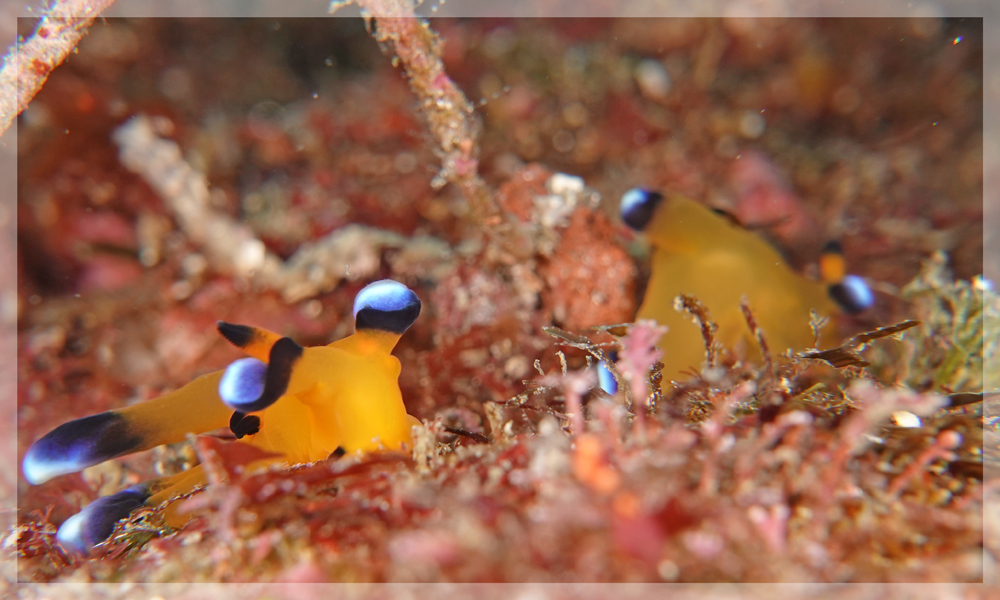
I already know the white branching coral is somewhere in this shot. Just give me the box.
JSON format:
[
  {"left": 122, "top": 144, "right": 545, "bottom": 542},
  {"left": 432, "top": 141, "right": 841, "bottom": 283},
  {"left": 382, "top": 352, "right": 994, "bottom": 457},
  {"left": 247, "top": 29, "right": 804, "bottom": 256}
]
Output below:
[{"left": 114, "top": 115, "right": 453, "bottom": 303}]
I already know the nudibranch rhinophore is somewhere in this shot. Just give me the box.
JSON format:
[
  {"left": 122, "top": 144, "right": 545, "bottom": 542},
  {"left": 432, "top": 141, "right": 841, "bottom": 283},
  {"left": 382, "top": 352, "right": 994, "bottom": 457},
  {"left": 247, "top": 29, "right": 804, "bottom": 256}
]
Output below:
[
  {"left": 23, "top": 279, "right": 422, "bottom": 553},
  {"left": 618, "top": 189, "right": 873, "bottom": 383},
  {"left": 819, "top": 240, "right": 876, "bottom": 315}
]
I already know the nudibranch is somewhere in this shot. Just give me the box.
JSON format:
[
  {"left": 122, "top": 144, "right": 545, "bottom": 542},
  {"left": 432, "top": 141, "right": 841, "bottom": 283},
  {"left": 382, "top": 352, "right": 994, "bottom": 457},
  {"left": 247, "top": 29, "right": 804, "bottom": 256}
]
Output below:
[
  {"left": 618, "top": 189, "right": 872, "bottom": 382},
  {"left": 23, "top": 279, "right": 422, "bottom": 553}
]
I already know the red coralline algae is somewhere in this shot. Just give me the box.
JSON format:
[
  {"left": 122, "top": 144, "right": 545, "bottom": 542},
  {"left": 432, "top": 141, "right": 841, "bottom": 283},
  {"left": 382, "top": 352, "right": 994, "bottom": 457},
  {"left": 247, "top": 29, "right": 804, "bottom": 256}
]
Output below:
[
  {"left": 539, "top": 207, "right": 638, "bottom": 331},
  {"left": 496, "top": 163, "right": 550, "bottom": 223}
]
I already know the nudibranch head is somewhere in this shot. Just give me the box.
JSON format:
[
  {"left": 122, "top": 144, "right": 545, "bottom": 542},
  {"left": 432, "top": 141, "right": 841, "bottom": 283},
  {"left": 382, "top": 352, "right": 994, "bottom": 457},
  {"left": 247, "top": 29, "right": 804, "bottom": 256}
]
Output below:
[
  {"left": 620, "top": 188, "right": 664, "bottom": 232},
  {"left": 219, "top": 357, "right": 267, "bottom": 410},
  {"left": 353, "top": 279, "right": 421, "bottom": 334},
  {"left": 828, "top": 274, "right": 875, "bottom": 314}
]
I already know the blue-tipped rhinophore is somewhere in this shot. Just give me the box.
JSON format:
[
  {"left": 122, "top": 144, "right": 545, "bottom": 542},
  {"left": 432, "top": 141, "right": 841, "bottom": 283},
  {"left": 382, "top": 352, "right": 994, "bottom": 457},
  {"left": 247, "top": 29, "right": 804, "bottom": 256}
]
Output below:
[
  {"left": 22, "top": 412, "right": 142, "bottom": 485},
  {"left": 217, "top": 337, "right": 303, "bottom": 413},
  {"left": 597, "top": 350, "right": 618, "bottom": 396},
  {"left": 597, "top": 352, "right": 619, "bottom": 396},
  {"left": 55, "top": 484, "right": 151, "bottom": 553},
  {"left": 353, "top": 280, "right": 421, "bottom": 334},
  {"left": 620, "top": 188, "right": 664, "bottom": 232},
  {"left": 219, "top": 358, "right": 267, "bottom": 410},
  {"left": 828, "top": 274, "right": 875, "bottom": 314}
]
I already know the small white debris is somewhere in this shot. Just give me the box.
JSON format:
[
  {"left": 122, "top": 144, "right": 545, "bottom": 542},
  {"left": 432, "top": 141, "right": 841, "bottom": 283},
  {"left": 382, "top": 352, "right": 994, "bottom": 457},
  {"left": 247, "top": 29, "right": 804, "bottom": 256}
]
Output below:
[
  {"left": 657, "top": 558, "right": 679, "bottom": 581},
  {"left": 535, "top": 172, "right": 594, "bottom": 229},
  {"left": 634, "top": 59, "right": 671, "bottom": 101},
  {"left": 548, "top": 172, "right": 585, "bottom": 196},
  {"left": 181, "top": 253, "right": 208, "bottom": 278},
  {"left": 739, "top": 110, "right": 766, "bottom": 139},
  {"left": 235, "top": 239, "right": 267, "bottom": 275},
  {"left": 863, "top": 433, "right": 885, "bottom": 445},
  {"left": 892, "top": 410, "right": 922, "bottom": 428}
]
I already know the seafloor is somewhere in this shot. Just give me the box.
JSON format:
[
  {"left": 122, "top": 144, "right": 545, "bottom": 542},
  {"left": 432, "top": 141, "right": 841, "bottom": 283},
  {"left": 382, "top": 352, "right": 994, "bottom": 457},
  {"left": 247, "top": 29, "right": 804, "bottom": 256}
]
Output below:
[{"left": 7, "top": 14, "right": 994, "bottom": 595}]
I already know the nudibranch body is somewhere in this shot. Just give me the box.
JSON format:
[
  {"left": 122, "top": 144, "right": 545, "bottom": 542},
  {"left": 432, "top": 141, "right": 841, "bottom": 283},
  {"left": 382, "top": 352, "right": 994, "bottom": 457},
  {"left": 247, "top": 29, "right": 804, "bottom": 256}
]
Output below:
[
  {"left": 619, "top": 189, "right": 870, "bottom": 382},
  {"left": 23, "top": 280, "right": 422, "bottom": 553}
]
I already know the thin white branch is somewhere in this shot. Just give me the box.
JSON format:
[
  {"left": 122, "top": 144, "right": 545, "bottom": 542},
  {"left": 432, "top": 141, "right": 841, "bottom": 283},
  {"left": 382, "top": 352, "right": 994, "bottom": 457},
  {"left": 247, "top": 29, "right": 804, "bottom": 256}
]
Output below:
[{"left": 113, "top": 115, "right": 452, "bottom": 303}]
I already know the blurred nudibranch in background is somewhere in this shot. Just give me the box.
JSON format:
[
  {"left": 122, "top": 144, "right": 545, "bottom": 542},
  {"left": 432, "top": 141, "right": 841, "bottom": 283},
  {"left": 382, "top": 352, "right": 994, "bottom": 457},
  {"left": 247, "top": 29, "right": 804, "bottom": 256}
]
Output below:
[
  {"left": 22, "top": 280, "right": 422, "bottom": 553},
  {"left": 616, "top": 188, "right": 874, "bottom": 384}
]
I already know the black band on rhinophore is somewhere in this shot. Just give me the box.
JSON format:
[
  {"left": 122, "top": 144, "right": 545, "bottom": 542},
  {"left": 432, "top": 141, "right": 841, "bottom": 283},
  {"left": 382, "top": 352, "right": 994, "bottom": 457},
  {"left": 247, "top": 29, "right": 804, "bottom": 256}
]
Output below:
[
  {"left": 216, "top": 321, "right": 256, "bottom": 349},
  {"left": 620, "top": 188, "right": 664, "bottom": 232},
  {"left": 355, "top": 301, "right": 422, "bottom": 334},
  {"left": 221, "top": 337, "right": 303, "bottom": 413}
]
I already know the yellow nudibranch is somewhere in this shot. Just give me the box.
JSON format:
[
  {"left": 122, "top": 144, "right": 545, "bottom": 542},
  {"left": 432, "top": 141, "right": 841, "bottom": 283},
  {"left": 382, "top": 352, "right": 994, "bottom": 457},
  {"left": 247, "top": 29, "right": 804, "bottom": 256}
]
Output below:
[
  {"left": 23, "top": 280, "right": 422, "bottom": 553},
  {"left": 618, "top": 189, "right": 873, "bottom": 382}
]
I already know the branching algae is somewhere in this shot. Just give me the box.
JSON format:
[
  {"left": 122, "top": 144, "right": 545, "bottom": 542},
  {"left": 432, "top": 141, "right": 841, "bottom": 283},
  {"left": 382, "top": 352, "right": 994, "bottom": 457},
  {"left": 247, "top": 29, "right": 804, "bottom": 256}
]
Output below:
[{"left": 23, "top": 280, "right": 422, "bottom": 553}]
